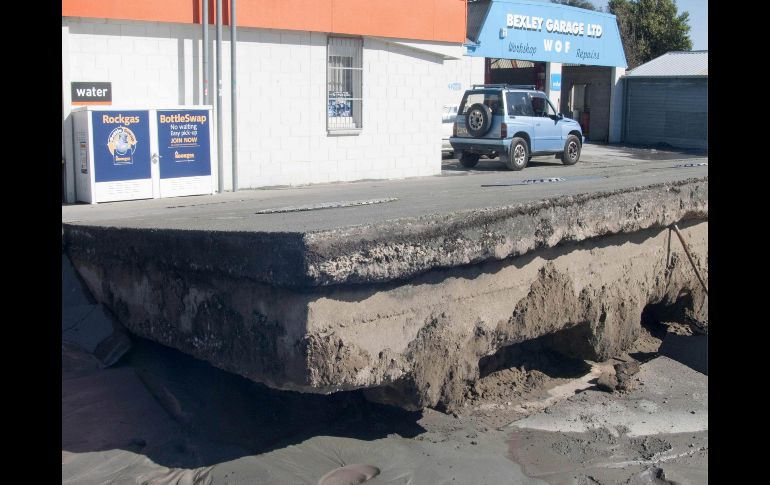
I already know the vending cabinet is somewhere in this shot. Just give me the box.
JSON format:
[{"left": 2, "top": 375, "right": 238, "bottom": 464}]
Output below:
[{"left": 71, "top": 106, "right": 215, "bottom": 204}]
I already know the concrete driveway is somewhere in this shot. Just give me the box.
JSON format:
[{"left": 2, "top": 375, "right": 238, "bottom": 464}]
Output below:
[{"left": 442, "top": 142, "right": 707, "bottom": 174}]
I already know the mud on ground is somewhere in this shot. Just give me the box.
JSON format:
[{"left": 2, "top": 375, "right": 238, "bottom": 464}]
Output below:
[{"left": 62, "top": 312, "right": 707, "bottom": 484}]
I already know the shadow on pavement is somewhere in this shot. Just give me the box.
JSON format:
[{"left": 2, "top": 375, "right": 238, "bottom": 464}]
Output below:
[
  {"left": 62, "top": 337, "right": 425, "bottom": 469},
  {"left": 658, "top": 333, "right": 708, "bottom": 376},
  {"left": 441, "top": 157, "right": 569, "bottom": 173}
]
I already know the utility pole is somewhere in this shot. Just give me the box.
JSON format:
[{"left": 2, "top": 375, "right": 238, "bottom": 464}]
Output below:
[
  {"left": 202, "top": 0, "right": 209, "bottom": 104},
  {"left": 231, "top": 0, "right": 238, "bottom": 191},
  {"left": 216, "top": 0, "right": 223, "bottom": 192}
]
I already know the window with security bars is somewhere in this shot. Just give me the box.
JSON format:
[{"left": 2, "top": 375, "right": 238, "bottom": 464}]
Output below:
[{"left": 327, "top": 37, "right": 363, "bottom": 130}]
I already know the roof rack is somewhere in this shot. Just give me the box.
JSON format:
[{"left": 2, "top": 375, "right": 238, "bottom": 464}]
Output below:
[{"left": 471, "top": 84, "right": 537, "bottom": 90}]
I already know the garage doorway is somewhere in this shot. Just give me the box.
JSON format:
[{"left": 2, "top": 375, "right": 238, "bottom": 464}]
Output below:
[
  {"left": 486, "top": 59, "right": 546, "bottom": 91},
  {"left": 560, "top": 66, "right": 612, "bottom": 142},
  {"left": 568, "top": 83, "right": 589, "bottom": 136}
]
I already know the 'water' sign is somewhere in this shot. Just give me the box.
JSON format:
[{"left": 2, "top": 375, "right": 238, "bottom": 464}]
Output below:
[{"left": 72, "top": 82, "right": 112, "bottom": 105}]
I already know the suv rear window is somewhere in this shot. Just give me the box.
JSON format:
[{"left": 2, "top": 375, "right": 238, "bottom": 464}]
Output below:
[
  {"left": 459, "top": 91, "right": 504, "bottom": 116},
  {"left": 507, "top": 91, "right": 535, "bottom": 116}
]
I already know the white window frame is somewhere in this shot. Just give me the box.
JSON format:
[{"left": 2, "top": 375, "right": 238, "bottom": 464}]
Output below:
[{"left": 327, "top": 36, "right": 363, "bottom": 134}]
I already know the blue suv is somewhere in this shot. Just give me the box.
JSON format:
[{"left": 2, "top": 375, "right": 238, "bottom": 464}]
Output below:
[{"left": 449, "top": 84, "right": 584, "bottom": 171}]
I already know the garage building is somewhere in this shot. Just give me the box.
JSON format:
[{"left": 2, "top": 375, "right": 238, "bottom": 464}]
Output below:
[
  {"left": 444, "top": 0, "right": 628, "bottom": 143},
  {"left": 622, "top": 50, "right": 708, "bottom": 150}
]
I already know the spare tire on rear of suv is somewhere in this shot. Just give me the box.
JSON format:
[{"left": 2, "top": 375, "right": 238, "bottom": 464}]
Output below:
[{"left": 465, "top": 103, "right": 493, "bottom": 138}]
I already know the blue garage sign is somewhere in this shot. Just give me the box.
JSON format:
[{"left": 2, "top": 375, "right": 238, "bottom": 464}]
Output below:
[
  {"left": 91, "top": 110, "right": 151, "bottom": 182},
  {"left": 466, "top": 0, "right": 627, "bottom": 68},
  {"left": 551, "top": 73, "right": 561, "bottom": 92},
  {"left": 156, "top": 110, "right": 212, "bottom": 179}
]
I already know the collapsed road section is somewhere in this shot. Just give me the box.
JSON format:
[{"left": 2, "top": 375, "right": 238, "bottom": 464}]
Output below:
[{"left": 63, "top": 177, "right": 707, "bottom": 411}]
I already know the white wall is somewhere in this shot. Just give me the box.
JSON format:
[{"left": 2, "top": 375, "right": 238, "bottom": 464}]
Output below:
[
  {"left": 441, "top": 55, "right": 485, "bottom": 109},
  {"left": 62, "top": 17, "right": 450, "bottom": 193},
  {"left": 608, "top": 67, "right": 625, "bottom": 143}
]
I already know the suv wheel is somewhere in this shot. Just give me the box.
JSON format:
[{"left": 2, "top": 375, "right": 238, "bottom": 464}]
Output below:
[
  {"left": 465, "top": 103, "right": 493, "bottom": 138},
  {"left": 561, "top": 135, "right": 581, "bottom": 165},
  {"left": 505, "top": 138, "right": 529, "bottom": 171},
  {"left": 460, "top": 152, "right": 480, "bottom": 168}
]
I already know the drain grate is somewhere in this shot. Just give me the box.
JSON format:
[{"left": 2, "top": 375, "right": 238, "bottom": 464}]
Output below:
[
  {"left": 255, "top": 197, "right": 397, "bottom": 214},
  {"left": 672, "top": 162, "right": 708, "bottom": 168}
]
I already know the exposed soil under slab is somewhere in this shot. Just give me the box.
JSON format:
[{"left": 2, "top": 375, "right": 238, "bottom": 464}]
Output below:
[
  {"left": 68, "top": 218, "right": 707, "bottom": 411},
  {"left": 303, "top": 219, "right": 706, "bottom": 411}
]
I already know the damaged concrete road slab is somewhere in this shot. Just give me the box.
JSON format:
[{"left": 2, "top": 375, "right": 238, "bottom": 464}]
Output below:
[{"left": 62, "top": 157, "right": 707, "bottom": 411}]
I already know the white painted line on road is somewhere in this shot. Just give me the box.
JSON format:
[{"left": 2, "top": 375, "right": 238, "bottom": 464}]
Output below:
[{"left": 255, "top": 198, "right": 398, "bottom": 214}]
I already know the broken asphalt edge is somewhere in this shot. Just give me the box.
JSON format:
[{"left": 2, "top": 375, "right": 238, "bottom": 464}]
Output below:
[{"left": 62, "top": 177, "right": 707, "bottom": 289}]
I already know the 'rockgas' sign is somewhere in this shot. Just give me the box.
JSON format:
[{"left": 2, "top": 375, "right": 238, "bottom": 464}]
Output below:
[
  {"left": 91, "top": 111, "right": 151, "bottom": 182},
  {"left": 466, "top": 0, "right": 627, "bottom": 68}
]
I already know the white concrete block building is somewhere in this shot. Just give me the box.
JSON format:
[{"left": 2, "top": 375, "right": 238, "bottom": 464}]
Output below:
[{"left": 62, "top": 1, "right": 467, "bottom": 202}]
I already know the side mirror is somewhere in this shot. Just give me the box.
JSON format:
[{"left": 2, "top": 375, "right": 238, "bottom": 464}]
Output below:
[{"left": 558, "top": 113, "right": 564, "bottom": 119}]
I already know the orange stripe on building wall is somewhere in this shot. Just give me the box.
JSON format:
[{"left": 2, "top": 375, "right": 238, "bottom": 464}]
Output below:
[
  {"left": 62, "top": 0, "right": 466, "bottom": 43},
  {"left": 239, "top": 0, "right": 333, "bottom": 33},
  {"left": 434, "top": 0, "right": 468, "bottom": 44},
  {"left": 332, "top": 0, "right": 433, "bottom": 41},
  {"left": 62, "top": 0, "right": 197, "bottom": 25}
]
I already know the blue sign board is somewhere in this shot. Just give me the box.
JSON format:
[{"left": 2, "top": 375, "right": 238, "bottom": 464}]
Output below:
[
  {"left": 551, "top": 73, "right": 561, "bottom": 92},
  {"left": 466, "top": 0, "right": 627, "bottom": 68},
  {"left": 156, "top": 110, "right": 212, "bottom": 179},
  {"left": 91, "top": 111, "right": 151, "bottom": 183}
]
